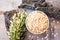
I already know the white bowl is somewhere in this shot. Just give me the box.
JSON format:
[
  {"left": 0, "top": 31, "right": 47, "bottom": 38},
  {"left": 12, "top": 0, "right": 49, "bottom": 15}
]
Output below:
[{"left": 25, "top": 11, "right": 49, "bottom": 34}]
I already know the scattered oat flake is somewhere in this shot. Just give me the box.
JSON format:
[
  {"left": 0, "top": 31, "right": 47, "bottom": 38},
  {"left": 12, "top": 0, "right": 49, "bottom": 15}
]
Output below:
[
  {"left": 53, "top": 20, "right": 55, "bottom": 23},
  {"left": 42, "top": 38, "right": 43, "bottom": 40},
  {"left": 52, "top": 33, "right": 54, "bottom": 35},
  {"left": 56, "top": 21, "right": 59, "bottom": 23}
]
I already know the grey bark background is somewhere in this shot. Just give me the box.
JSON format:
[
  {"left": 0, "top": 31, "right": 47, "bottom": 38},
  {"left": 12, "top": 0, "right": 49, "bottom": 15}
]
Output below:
[{"left": 46, "top": 0, "right": 60, "bottom": 8}]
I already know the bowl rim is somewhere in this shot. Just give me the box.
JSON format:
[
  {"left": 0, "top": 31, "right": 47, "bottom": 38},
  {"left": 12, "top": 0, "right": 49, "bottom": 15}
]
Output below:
[{"left": 25, "top": 10, "right": 49, "bottom": 34}]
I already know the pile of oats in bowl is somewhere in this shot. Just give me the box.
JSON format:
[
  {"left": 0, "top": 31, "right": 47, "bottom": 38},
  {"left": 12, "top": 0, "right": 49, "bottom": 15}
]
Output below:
[{"left": 26, "top": 11, "right": 49, "bottom": 34}]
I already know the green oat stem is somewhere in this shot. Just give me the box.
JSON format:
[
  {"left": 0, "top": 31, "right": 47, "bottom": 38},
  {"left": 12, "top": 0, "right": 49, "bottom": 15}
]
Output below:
[{"left": 9, "top": 9, "right": 27, "bottom": 40}]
